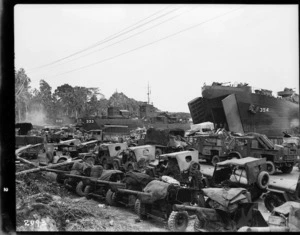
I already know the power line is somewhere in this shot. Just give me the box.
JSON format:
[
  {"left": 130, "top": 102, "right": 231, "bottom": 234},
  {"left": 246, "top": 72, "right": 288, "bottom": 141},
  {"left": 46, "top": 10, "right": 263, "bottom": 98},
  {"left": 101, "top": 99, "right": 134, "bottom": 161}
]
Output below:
[
  {"left": 48, "top": 6, "right": 244, "bottom": 78},
  {"left": 27, "top": 5, "right": 179, "bottom": 72},
  {"left": 31, "top": 6, "right": 197, "bottom": 72}
]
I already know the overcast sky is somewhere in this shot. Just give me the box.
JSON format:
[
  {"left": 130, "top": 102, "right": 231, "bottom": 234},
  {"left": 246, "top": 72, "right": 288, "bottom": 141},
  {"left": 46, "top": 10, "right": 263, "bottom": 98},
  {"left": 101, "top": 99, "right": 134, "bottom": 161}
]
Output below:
[{"left": 14, "top": 4, "right": 299, "bottom": 113}]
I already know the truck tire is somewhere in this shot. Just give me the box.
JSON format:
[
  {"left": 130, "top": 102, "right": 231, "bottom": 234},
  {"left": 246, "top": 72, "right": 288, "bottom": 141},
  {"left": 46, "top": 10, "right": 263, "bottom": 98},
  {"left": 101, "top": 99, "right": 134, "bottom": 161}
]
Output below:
[
  {"left": 211, "top": 155, "right": 220, "bottom": 166},
  {"left": 280, "top": 165, "right": 293, "bottom": 174},
  {"left": 194, "top": 217, "right": 206, "bottom": 232},
  {"left": 106, "top": 189, "right": 117, "bottom": 206},
  {"left": 266, "top": 161, "right": 276, "bottom": 175},
  {"left": 76, "top": 181, "right": 88, "bottom": 197},
  {"left": 135, "top": 199, "right": 147, "bottom": 220},
  {"left": 168, "top": 211, "right": 189, "bottom": 232},
  {"left": 256, "top": 171, "right": 269, "bottom": 189},
  {"left": 264, "top": 193, "right": 284, "bottom": 212}
]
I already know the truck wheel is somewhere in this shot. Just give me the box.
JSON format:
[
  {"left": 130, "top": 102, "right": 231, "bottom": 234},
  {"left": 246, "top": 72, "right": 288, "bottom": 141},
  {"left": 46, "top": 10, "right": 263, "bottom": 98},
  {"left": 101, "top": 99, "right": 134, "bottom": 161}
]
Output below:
[
  {"left": 264, "top": 194, "right": 284, "bottom": 212},
  {"left": 211, "top": 155, "right": 220, "bottom": 166},
  {"left": 280, "top": 165, "right": 293, "bottom": 174},
  {"left": 256, "top": 171, "right": 269, "bottom": 189},
  {"left": 135, "top": 199, "right": 147, "bottom": 220},
  {"left": 168, "top": 211, "right": 189, "bottom": 232},
  {"left": 76, "top": 181, "right": 88, "bottom": 197},
  {"left": 266, "top": 161, "right": 276, "bottom": 175},
  {"left": 194, "top": 217, "right": 206, "bottom": 232},
  {"left": 106, "top": 189, "right": 117, "bottom": 206}
]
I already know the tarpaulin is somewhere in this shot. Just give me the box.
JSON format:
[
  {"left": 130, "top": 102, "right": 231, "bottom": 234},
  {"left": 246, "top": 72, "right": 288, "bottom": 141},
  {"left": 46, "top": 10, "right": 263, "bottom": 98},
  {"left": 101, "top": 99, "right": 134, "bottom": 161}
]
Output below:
[
  {"left": 202, "top": 188, "right": 247, "bottom": 212},
  {"left": 123, "top": 171, "right": 153, "bottom": 190},
  {"left": 142, "top": 180, "right": 170, "bottom": 203},
  {"left": 99, "top": 170, "right": 123, "bottom": 181}
]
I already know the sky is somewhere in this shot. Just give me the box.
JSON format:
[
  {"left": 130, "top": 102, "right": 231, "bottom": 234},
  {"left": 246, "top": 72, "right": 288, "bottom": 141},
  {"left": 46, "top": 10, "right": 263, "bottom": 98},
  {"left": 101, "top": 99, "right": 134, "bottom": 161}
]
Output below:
[{"left": 14, "top": 4, "right": 299, "bottom": 113}]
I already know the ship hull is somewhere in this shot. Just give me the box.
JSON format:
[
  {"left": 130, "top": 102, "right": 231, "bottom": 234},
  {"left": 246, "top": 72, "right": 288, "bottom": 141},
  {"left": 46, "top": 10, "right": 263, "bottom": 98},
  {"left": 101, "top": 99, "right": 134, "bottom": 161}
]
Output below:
[
  {"left": 78, "top": 117, "right": 191, "bottom": 131},
  {"left": 188, "top": 92, "right": 299, "bottom": 137}
]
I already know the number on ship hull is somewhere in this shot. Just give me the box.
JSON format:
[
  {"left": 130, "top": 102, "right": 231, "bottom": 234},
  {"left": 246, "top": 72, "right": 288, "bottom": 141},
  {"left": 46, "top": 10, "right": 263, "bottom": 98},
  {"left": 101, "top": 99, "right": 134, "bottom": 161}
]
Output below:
[{"left": 259, "top": 108, "right": 269, "bottom": 112}]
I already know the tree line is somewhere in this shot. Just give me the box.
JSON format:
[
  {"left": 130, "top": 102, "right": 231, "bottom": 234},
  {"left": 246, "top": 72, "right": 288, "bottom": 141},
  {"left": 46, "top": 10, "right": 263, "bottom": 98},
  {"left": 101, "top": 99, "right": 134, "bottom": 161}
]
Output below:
[
  {"left": 15, "top": 68, "right": 108, "bottom": 124},
  {"left": 15, "top": 68, "right": 191, "bottom": 125}
]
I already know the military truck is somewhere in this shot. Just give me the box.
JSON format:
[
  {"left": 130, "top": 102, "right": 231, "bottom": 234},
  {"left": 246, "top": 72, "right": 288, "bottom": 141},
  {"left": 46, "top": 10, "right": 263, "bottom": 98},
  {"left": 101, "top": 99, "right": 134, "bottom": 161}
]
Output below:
[
  {"left": 138, "top": 127, "right": 189, "bottom": 157},
  {"left": 186, "top": 129, "right": 234, "bottom": 165},
  {"left": 228, "top": 133, "right": 297, "bottom": 175}
]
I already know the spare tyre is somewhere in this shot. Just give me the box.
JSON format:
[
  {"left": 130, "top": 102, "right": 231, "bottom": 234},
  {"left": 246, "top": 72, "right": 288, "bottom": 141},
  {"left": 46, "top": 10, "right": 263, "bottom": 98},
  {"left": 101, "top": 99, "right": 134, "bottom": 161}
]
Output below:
[
  {"left": 256, "top": 171, "right": 269, "bottom": 189},
  {"left": 266, "top": 161, "right": 276, "bottom": 175}
]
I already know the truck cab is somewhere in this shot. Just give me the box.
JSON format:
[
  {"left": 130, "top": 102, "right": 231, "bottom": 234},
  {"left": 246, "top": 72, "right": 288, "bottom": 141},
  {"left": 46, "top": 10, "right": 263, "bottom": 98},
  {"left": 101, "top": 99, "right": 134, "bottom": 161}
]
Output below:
[{"left": 187, "top": 130, "right": 233, "bottom": 165}]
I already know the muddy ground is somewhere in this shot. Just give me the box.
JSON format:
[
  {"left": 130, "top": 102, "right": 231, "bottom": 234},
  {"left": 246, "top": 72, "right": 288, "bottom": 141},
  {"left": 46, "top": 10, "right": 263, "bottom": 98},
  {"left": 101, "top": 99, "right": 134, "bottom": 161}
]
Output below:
[
  {"left": 16, "top": 161, "right": 196, "bottom": 232},
  {"left": 16, "top": 153, "right": 297, "bottom": 232}
]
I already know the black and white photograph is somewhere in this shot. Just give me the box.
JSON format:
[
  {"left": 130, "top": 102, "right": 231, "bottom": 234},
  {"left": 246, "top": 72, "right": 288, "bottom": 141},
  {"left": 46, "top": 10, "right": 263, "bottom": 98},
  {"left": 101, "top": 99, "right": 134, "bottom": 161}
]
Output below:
[{"left": 11, "top": 3, "right": 300, "bottom": 232}]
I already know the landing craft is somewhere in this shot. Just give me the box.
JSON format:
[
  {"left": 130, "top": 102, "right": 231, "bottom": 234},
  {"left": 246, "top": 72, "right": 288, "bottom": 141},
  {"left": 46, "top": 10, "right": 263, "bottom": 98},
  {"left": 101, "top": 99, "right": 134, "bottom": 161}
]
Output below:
[{"left": 188, "top": 83, "right": 299, "bottom": 137}]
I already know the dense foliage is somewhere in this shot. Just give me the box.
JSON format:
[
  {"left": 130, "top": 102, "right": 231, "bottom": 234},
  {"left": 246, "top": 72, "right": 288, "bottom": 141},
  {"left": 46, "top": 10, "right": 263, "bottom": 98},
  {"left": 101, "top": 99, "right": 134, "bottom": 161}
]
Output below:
[{"left": 15, "top": 68, "right": 185, "bottom": 124}]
